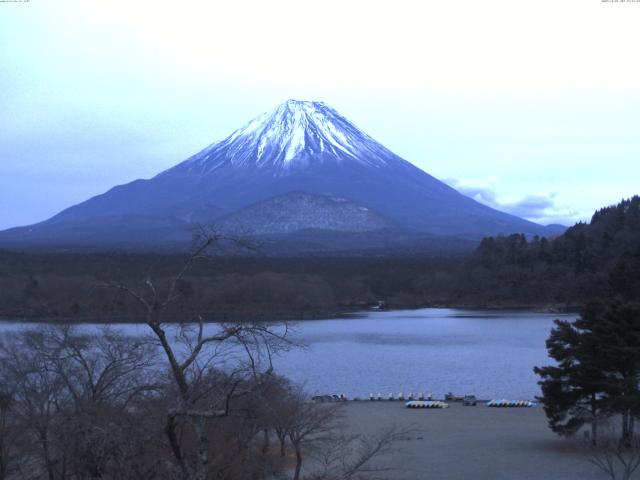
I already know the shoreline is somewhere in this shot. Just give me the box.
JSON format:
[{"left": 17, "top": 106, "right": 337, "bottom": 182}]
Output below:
[
  {"left": 0, "top": 303, "right": 581, "bottom": 324},
  {"left": 0, "top": 308, "right": 359, "bottom": 324}
]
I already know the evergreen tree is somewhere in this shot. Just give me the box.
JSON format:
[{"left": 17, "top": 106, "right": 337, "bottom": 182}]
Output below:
[
  {"left": 534, "top": 315, "right": 608, "bottom": 444},
  {"left": 535, "top": 296, "right": 640, "bottom": 445},
  {"left": 609, "top": 247, "right": 640, "bottom": 303},
  {"left": 588, "top": 300, "right": 640, "bottom": 445}
]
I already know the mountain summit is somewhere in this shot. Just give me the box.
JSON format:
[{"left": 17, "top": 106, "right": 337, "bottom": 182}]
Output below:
[
  {"left": 169, "top": 99, "right": 406, "bottom": 173},
  {"left": 0, "top": 100, "right": 561, "bottom": 252}
]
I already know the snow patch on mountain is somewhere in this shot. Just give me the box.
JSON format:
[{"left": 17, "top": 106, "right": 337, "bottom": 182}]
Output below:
[
  {"left": 215, "top": 191, "right": 396, "bottom": 235},
  {"left": 170, "top": 100, "right": 409, "bottom": 174}
]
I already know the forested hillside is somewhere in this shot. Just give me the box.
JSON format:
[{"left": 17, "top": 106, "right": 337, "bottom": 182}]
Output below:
[{"left": 456, "top": 196, "right": 640, "bottom": 307}]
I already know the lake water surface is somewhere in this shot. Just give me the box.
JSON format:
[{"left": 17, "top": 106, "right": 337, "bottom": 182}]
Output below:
[{"left": 0, "top": 308, "right": 577, "bottom": 400}]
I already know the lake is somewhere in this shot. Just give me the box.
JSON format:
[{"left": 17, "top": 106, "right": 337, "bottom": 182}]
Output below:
[{"left": 0, "top": 308, "right": 576, "bottom": 400}]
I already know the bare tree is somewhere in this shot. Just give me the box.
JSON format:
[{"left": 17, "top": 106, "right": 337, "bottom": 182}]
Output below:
[
  {"left": 286, "top": 392, "right": 342, "bottom": 480},
  {"left": 0, "top": 389, "right": 22, "bottom": 480},
  {"left": 47, "top": 326, "right": 158, "bottom": 479},
  {"left": 102, "top": 230, "right": 292, "bottom": 480},
  {"left": 273, "top": 384, "right": 409, "bottom": 480},
  {"left": 310, "top": 425, "right": 409, "bottom": 480},
  {"left": 0, "top": 325, "right": 163, "bottom": 480},
  {"left": 585, "top": 425, "right": 640, "bottom": 480},
  {"left": 0, "top": 330, "right": 70, "bottom": 480}
]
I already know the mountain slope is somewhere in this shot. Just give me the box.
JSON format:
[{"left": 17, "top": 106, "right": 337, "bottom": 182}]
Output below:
[{"left": 0, "top": 100, "right": 558, "bottom": 250}]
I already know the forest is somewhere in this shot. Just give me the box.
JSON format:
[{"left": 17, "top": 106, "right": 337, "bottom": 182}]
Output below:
[
  {"left": 457, "top": 196, "right": 640, "bottom": 307},
  {"left": 0, "top": 196, "right": 638, "bottom": 321}
]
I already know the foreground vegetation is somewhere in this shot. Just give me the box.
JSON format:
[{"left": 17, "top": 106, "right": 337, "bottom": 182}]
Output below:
[
  {"left": 535, "top": 262, "right": 640, "bottom": 440},
  {"left": 0, "top": 235, "right": 403, "bottom": 480},
  {"left": 533, "top": 201, "right": 640, "bottom": 479}
]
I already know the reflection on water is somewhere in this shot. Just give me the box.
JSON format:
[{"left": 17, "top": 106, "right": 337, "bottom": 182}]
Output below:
[{"left": 0, "top": 308, "right": 576, "bottom": 400}]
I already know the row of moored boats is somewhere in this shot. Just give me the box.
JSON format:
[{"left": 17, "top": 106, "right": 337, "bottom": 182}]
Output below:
[{"left": 404, "top": 399, "right": 535, "bottom": 408}]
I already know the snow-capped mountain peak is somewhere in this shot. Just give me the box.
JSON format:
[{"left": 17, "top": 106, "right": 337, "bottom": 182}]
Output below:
[
  {"left": 172, "top": 99, "right": 404, "bottom": 174},
  {"left": 0, "top": 99, "right": 559, "bottom": 250}
]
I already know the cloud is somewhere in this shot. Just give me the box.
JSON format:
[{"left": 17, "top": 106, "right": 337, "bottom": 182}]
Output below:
[
  {"left": 444, "top": 176, "right": 500, "bottom": 205},
  {"left": 446, "top": 177, "right": 582, "bottom": 226},
  {"left": 505, "top": 194, "right": 558, "bottom": 219}
]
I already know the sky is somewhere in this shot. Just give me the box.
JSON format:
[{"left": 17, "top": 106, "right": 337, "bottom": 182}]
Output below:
[{"left": 1, "top": 0, "right": 639, "bottom": 230}]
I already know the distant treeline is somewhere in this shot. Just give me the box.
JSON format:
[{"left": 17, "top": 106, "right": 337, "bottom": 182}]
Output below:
[
  {"left": 456, "top": 196, "right": 640, "bottom": 308},
  {"left": 1, "top": 196, "right": 638, "bottom": 321},
  {"left": 0, "top": 252, "right": 461, "bottom": 321}
]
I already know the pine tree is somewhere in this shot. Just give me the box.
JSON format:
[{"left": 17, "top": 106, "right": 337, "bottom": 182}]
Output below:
[
  {"left": 535, "top": 297, "right": 640, "bottom": 445},
  {"left": 587, "top": 300, "right": 640, "bottom": 445},
  {"left": 534, "top": 315, "right": 608, "bottom": 444}
]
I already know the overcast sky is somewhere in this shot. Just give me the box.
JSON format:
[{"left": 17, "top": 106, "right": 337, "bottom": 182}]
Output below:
[{"left": 1, "top": 0, "right": 639, "bottom": 229}]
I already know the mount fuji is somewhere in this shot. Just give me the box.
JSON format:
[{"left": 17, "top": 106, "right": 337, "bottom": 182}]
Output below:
[{"left": 0, "top": 100, "right": 561, "bottom": 252}]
